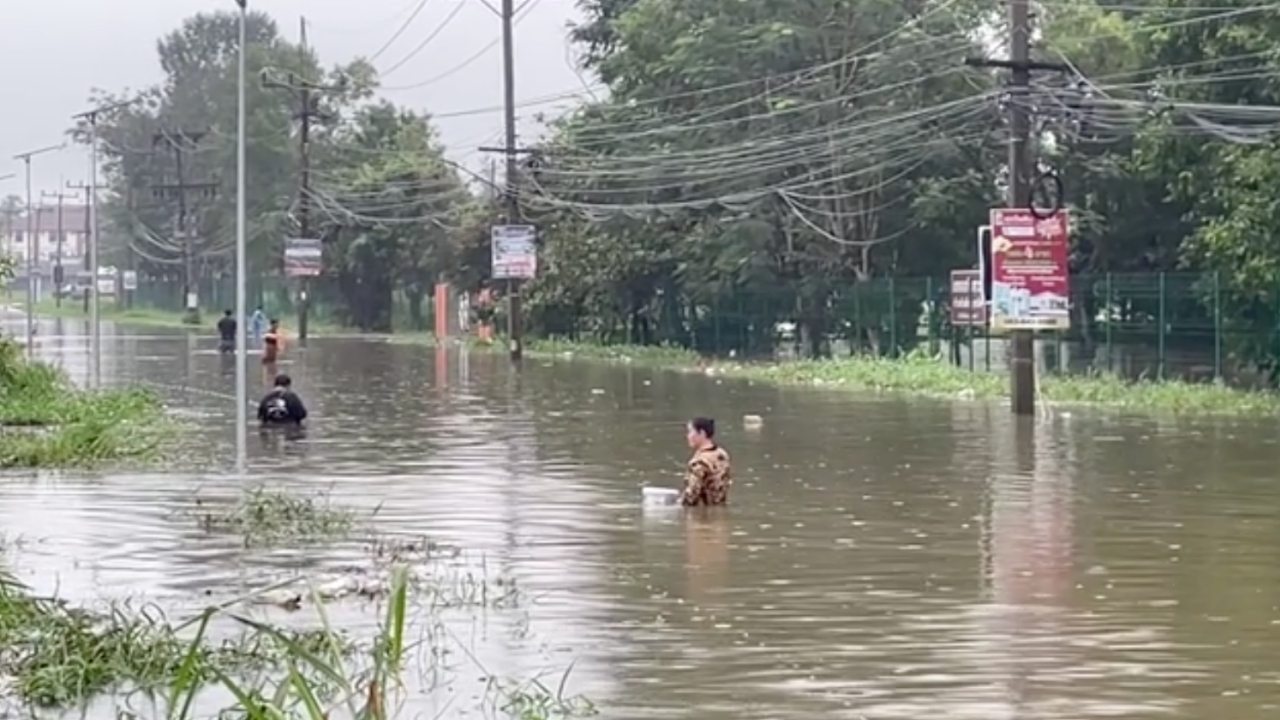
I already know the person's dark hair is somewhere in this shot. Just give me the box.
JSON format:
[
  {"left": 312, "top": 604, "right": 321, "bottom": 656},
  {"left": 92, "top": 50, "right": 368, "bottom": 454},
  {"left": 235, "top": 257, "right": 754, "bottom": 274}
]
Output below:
[
  {"left": 224, "top": 309, "right": 233, "bottom": 316},
  {"left": 689, "top": 416, "right": 715, "bottom": 439},
  {"left": 269, "top": 318, "right": 279, "bottom": 325},
  {"left": 273, "top": 374, "right": 292, "bottom": 388}
]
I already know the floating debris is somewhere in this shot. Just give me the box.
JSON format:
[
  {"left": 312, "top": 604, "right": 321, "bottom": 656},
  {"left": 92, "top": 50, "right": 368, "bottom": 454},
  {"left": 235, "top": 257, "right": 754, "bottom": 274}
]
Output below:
[
  {"left": 742, "top": 414, "right": 764, "bottom": 429},
  {"left": 253, "top": 589, "right": 303, "bottom": 611}
]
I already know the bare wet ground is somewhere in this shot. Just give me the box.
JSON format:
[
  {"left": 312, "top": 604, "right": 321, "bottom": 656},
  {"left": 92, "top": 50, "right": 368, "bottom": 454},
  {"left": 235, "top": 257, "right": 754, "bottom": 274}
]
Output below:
[{"left": 4, "top": 312, "right": 1280, "bottom": 719}]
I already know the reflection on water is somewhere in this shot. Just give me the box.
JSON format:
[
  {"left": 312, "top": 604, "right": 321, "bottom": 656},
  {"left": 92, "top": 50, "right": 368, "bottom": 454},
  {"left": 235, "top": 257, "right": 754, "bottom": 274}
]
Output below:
[
  {"left": 4, "top": 312, "right": 1280, "bottom": 718},
  {"left": 685, "top": 507, "right": 731, "bottom": 602}
]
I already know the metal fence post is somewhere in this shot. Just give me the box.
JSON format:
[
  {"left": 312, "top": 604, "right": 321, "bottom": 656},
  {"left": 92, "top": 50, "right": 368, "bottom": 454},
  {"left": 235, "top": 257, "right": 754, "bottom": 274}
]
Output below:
[
  {"left": 925, "top": 277, "right": 936, "bottom": 355},
  {"left": 853, "top": 284, "right": 862, "bottom": 355},
  {"left": 1275, "top": 291, "right": 1280, "bottom": 374},
  {"left": 713, "top": 299, "right": 721, "bottom": 353},
  {"left": 1105, "top": 273, "right": 1113, "bottom": 374},
  {"left": 888, "top": 278, "right": 897, "bottom": 357},
  {"left": 1213, "top": 270, "right": 1222, "bottom": 381},
  {"left": 1158, "top": 271, "right": 1166, "bottom": 379}
]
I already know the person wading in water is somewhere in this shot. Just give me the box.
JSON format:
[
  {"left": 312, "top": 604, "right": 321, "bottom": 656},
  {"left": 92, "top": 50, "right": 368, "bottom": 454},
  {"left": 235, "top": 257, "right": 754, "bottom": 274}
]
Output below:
[
  {"left": 680, "top": 416, "right": 732, "bottom": 506},
  {"left": 257, "top": 373, "right": 308, "bottom": 427},
  {"left": 261, "top": 319, "right": 285, "bottom": 383},
  {"left": 216, "top": 309, "right": 236, "bottom": 354}
]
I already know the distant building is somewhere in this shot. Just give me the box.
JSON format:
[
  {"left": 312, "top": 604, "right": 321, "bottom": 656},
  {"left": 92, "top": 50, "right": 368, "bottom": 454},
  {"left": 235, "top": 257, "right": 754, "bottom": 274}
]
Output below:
[{"left": 0, "top": 204, "right": 89, "bottom": 266}]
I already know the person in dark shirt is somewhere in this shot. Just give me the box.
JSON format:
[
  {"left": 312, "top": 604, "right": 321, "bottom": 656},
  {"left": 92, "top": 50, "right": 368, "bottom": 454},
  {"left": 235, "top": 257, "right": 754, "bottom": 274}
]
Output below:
[
  {"left": 257, "top": 373, "right": 308, "bottom": 427},
  {"left": 216, "top": 309, "right": 236, "bottom": 353}
]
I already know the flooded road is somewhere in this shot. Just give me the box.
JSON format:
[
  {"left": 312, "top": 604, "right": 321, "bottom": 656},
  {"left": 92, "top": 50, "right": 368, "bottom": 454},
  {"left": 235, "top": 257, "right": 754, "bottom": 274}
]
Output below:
[{"left": 5, "top": 312, "right": 1280, "bottom": 719}]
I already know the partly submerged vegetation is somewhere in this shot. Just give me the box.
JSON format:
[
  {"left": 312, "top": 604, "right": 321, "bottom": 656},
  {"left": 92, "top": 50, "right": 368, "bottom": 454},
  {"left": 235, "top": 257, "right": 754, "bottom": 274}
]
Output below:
[
  {"left": 0, "top": 568, "right": 351, "bottom": 707},
  {"left": 0, "top": 339, "right": 171, "bottom": 467},
  {"left": 0, "top": 557, "right": 584, "bottom": 717},
  {"left": 187, "top": 488, "right": 524, "bottom": 612},
  {"left": 191, "top": 486, "right": 358, "bottom": 547}
]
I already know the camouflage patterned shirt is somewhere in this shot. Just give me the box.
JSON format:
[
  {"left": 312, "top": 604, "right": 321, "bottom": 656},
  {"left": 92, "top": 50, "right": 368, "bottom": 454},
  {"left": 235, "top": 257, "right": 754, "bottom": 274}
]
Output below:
[{"left": 681, "top": 444, "right": 732, "bottom": 506}]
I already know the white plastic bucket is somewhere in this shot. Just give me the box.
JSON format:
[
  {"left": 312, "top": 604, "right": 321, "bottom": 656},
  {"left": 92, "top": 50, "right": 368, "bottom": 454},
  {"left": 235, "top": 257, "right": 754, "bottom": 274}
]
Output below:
[{"left": 641, "top": 486, "right": 680, "bottom": 506}]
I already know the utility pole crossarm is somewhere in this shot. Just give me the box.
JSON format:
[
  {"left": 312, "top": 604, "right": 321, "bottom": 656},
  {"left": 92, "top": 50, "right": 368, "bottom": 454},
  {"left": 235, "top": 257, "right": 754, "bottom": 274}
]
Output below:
[{"left": 963, "top": 56, "right": 1071, "bottom": 73}]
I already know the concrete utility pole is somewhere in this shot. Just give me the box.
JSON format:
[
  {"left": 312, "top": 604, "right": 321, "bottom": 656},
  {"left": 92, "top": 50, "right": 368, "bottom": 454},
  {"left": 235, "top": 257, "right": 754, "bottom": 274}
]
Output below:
[
  {"left": 13, "top": 143, "right": 63, "bottom": 358},
  {"left": 501, "top": 0, "right": 523, "bottom": 363},
  {"left": 262, "top": 17, "right": 344, "bottom": 348},
  {"left": 965, "top": 0, "right": 1068, "bottom": 416},
  {"left": 41, "top": 188, "right": 80, "bottom": 307},
  {"left": 151, "top": 130, "right": 217, "bottom": 325},
  {"left": 65, "top": 182, "right": 93, "bottom": 267},
  {"left": 477, "top": 0, "right": 531, "bottom": 363},
  {"left": 64, "top": 181, "right": 95, "bottom": 315},
  {"left": 114, "top": 187, "right": 138, "bottom": 309}
]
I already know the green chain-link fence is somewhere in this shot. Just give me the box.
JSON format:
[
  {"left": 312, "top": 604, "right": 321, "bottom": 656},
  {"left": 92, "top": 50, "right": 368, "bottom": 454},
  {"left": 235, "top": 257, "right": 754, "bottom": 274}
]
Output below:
[
  {"left": 118, "top": 270, "right": 1273, "bottom": 385},
  {"left": 529, "top": 272, "right": 1269, "bottom": 385}
]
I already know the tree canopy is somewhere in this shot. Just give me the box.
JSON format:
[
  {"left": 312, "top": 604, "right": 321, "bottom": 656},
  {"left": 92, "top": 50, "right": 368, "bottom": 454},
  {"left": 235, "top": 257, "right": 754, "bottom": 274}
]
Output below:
[{"left": 75, "top": 1, "right": 1280, "bottom": 364}]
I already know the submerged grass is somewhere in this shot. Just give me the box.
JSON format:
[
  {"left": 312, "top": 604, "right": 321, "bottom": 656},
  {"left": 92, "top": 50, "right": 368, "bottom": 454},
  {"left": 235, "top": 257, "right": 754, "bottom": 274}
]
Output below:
[
  {"left": 191, "top": 486, "right": 357, "bottom": 547},
  {"left": 0, "top": 340, "right": 171, "bottom": 467}
]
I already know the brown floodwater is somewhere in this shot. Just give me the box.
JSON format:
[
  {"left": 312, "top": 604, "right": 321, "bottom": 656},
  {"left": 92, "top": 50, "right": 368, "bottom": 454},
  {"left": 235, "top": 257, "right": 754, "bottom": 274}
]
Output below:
[{"left": 6, "top": 311, "right": 1280, "bottom": 719}]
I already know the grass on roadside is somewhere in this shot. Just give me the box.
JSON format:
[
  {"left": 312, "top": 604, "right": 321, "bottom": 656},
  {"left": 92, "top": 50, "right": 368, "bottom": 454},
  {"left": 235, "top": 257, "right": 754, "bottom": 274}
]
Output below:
[
  {"left": 32, "top": 299, "right": 199, "bottom": 329},
  {"left": 0, "top": 339, "right": 171, "bottom": 467},
  {"left": 190, "top": 486, "right": 358, "bottom": 548},
  {"left": 738, "top": 350, "right": 1280, "bottom": 414},
  {"left": 33, "top": 299, "right": 357, "bottom": 336},
  {"left": 511, "top": 336, "right": 1280, "bottom": 415}
]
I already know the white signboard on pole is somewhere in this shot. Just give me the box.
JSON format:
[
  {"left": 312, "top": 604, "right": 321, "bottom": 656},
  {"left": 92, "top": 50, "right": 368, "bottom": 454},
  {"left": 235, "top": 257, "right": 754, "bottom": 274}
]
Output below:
[
  {"left": 284, "top": 238, "right": 323, "bottom": 277},
  {"left": 491, "top": 225, "right": 537, "bottom": 280}
]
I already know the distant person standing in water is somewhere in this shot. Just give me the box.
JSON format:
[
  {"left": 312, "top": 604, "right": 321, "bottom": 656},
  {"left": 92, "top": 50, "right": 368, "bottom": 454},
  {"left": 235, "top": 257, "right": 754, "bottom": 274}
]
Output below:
[
  {"left": 216, "top": 309, "right": 236, "bottom": 353},
  {"left": 261, "top": 318, "right": 285, "bottom": 385},
  {"left": 680, "top": 416, "right": 732, "bottom": 506},
  {"left": 262, "top": 319, "right": 284, "bottom": 364},
  {"left": 249, "top": 305, "right": 267, "bottom": 347}
]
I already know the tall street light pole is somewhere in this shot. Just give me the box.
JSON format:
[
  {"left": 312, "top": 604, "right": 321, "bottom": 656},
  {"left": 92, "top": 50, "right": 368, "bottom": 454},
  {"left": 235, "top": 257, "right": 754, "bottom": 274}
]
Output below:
[
  {"left": 12, "top": 144, "right": 63, "bottom": 360},
  {"left": 74, "top": 100, "right": 134, "bottom": 388},
  {"left": 235, "top": 0, "right": 249, "bottom": 471}
]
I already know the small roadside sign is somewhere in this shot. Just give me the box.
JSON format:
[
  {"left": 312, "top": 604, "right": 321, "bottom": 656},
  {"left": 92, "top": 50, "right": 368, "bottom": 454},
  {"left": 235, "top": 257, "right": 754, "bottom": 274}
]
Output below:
[{"left": 950, "top": 268, "right": 987, "bottom": 327}]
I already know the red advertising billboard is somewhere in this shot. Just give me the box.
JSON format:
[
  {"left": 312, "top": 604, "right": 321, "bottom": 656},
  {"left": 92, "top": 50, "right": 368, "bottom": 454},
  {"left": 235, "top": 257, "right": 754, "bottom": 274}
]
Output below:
[{"left": 988, "top": 209, "right": 1070, "bottom": 331}]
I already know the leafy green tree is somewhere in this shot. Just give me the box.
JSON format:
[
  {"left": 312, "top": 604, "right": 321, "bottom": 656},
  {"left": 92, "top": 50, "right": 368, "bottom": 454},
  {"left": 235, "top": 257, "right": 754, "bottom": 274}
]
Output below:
[
  {"left": 76, "top": 10, "right": 459, "bottom": 327},
  {"left": 312, "top": 103, "right": 468, "bottom": 330},
  {"left": 525, "top": 0, "right": 1003, "bottom": 356}
]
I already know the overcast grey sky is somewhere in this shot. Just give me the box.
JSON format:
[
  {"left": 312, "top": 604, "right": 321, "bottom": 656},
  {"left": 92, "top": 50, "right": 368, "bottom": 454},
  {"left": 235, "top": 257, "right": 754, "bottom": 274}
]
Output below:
[{"left": 0, "top": 0, "right": 590, "bottom": 200}]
